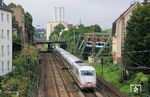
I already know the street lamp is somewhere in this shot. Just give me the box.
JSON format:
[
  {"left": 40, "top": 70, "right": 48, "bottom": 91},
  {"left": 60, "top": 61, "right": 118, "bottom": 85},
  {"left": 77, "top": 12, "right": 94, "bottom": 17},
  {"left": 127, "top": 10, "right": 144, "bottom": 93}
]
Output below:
[{"left": 59, "top": 28, "right": 68, "bottom": 41}]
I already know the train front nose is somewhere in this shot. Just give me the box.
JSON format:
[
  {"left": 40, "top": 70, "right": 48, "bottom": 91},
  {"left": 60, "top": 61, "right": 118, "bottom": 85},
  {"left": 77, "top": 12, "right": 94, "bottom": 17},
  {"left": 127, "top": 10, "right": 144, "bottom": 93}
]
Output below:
[{"left": 80, "top": 76, "right": 96, "bottom": 88}]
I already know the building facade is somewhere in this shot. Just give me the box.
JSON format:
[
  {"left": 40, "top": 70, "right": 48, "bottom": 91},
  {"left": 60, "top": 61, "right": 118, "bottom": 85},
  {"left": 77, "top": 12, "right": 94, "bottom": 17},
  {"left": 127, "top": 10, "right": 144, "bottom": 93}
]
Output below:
[
  {"left": 10, "top": 5, "right": 28, "bottom": 44},
  {"left": 0, "top": 1, "right": 13, "bottom": 76},
  {"left": 46, "top": 21, "right": 68, "bottom": 40},
  {"left": 35, "top": 27, "right": 46, "bottom": 41},
  {"left": 112, "top": 2, "right": 139, "bottom": 64}
]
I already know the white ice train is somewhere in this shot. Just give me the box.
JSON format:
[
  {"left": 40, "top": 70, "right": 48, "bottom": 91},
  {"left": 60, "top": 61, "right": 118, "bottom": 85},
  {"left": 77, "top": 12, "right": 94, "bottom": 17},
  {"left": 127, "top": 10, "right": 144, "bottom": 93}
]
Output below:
[{"left": 55, "top": 47, "right": 96, "bottom": 89}]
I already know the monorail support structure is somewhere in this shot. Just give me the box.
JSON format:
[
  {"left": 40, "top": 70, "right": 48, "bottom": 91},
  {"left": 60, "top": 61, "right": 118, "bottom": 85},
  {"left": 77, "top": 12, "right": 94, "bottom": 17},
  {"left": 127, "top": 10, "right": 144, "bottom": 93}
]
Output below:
[{"left": 75, "top": 33, "right": 111, "bottom": 60}]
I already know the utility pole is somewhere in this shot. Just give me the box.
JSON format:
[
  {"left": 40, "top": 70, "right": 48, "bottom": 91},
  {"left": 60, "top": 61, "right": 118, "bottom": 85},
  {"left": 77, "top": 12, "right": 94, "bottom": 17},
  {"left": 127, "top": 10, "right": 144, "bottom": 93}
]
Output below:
[{"left": 120, "top": 17, "right": 126, "bottom": 82}]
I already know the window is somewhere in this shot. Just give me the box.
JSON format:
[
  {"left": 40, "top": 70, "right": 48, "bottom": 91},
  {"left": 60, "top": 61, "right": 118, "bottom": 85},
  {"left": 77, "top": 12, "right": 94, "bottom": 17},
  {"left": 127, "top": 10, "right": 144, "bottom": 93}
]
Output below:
[
  {"left": 7, "top": 61, "right": 10, "bottom": 71},
  {"left": 7, "top": 45, "right": 9, "bottom": 56},
  {"left": 1, "top": 13, "right": 4, "bottom": 22},
  {"left": 2, "top": 62, "right": 4, "bottom": 73},
  {"left": 7, "top": 30, "right": 9, "bottom": 40},
  {"left": 1, "top": 46, "right": 4, "bottom": 57},
  {"left": 7, "top": 14, "right": 9, "bottom": 23},
  {"left": 1, "top": 29, "right": 4, "bottom": 38},
  {"left": 81, "top": 70, "right": 94, "bottom": 76},
  {"left": 75, "top": 60, "right": 84, "bottom": 64}
]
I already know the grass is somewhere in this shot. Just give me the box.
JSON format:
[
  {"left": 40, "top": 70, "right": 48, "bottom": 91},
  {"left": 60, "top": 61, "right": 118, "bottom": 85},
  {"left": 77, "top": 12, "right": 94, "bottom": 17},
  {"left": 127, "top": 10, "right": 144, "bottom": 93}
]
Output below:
[{"left": 86, "top": 58, "right": 150, "bottom": 97}]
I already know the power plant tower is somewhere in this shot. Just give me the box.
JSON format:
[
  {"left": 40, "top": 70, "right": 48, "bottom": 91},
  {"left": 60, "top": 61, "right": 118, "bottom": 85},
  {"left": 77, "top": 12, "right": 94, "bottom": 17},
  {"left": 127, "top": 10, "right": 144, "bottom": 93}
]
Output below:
[
  {"left": 54, "top": 7, "right": 57, "bottom": 21},
  {"left": 54, "top": 7, "right": 64, "bottom": 22},
  {"left": 62, "top": 7, "right": 65, "bottom": 22},
  {"left": 59, "top": 7, "right": 62, "bottom": 21}
]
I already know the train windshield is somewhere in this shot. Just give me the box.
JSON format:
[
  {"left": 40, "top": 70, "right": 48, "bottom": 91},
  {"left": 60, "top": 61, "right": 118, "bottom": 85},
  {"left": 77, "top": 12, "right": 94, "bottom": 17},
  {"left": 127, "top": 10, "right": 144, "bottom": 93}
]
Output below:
[
  {"left": 75, "top": 60, "right": 84, "bottom": 63},
  {"left": 81, "top": 70, "right": 94, "bottom": 76}
]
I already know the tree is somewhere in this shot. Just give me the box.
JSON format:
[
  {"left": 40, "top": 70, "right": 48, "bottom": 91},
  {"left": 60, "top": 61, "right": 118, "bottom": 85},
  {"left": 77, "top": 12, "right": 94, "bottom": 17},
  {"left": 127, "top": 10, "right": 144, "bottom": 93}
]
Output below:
[
  {"left": 144, "top": 0, "right": 148, "bottom": 3},
  {"left": 8, "top": 3, "right": 17, "bottom": 8},
  {"left": 125, "top": 4, "right": 150, "bottom": 68},
  {"left": 92, "top": 24, "right": 101, "bottom": 32},
  {"left": 25, "top": 12, "right": 35, "bottom": 44},
  {"left": 87, "top": 24, "right": 102, "bottom": 32},
  {"left": 12, "top": 16, "right": 21, "bottom": 34},
  {"left": 50, "top": 23, "right": 65, "bottom": 40},
  {"left": 13, "top": 33, "right": 21, "bottom": 56}
]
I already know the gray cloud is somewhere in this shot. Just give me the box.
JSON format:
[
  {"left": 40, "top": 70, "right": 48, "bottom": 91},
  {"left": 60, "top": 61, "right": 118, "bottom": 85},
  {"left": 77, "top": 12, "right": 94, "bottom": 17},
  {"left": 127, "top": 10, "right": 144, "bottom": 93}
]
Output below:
[{"left": 4, "top": 0, "right": 143, "bottom": 29}]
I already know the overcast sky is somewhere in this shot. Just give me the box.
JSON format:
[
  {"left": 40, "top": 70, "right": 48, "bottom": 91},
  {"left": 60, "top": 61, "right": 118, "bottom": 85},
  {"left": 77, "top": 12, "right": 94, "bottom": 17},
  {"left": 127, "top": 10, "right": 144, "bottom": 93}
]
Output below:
[{"left": 4, "top": 0, "right": 143, "bottom": 29}]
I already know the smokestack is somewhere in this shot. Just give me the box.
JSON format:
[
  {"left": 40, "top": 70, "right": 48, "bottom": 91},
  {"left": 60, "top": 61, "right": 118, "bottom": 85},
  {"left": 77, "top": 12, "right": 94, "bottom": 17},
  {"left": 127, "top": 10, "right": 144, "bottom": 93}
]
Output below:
[
  {"left": 62, "top": 7, "right": 65, "bottom": 22},
  {"left": 54, "top": 7, "right": 57, "bottom": 22},
  {"left": 59, "top": 7, "right": 62, "bottom": 22}
]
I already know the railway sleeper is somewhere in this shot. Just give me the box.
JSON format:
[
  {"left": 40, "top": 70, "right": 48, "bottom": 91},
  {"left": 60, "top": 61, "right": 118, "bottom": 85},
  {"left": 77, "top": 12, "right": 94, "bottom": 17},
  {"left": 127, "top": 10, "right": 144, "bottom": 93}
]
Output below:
[{"left": 61, "top": 66, "right": 70, "bottom": 70}]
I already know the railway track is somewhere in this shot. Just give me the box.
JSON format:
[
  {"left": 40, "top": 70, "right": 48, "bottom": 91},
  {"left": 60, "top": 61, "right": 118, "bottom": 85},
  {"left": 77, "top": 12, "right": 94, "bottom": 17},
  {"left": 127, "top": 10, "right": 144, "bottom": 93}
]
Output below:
[
  {"left": 55, "top": 52, "right": 100, "bottom": 97},
  {"left": 54, "top": 52, "right": 85, "bottom": 97},
  {"left": 48, "top": 53, "right": 70, "bottom": 97},
  {"left": 82, "top": 90, "right": 97, "bottom": 97},
  {"left": 96, "top": 77, "right": 126, "bottom": 97},
  {"left": 55, "top": 51, "right": 126, "bottom": 97},
  {"left": 37, "top": 52, "right": 82, "bottom": 97},
  {"left": 38, "top": 52, "right": 125, "bottom": 97}
]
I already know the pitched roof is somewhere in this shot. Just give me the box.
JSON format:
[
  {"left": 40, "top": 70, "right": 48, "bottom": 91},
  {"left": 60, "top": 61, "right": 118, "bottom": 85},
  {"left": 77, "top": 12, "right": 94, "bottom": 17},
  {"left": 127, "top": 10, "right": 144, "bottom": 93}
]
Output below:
[
  {"left": 112, "top": 2, "right": 139, "bottom": 36},
  {"left": 0, "top": 1, "right": 13, "bottom": 12}
]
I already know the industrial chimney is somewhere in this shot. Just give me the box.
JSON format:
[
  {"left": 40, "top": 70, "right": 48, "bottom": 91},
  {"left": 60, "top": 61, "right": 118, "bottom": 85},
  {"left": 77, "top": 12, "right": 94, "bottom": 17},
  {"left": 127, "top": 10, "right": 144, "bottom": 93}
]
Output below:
[
  {"left": 54, "top": 7, "right": 65, "bottom": 22},
  {"left": 54, "top": 7, "right": 57, "bottom": 22},
  {"left": 59, "top": 7, "right": 62, "bottom": 22}
]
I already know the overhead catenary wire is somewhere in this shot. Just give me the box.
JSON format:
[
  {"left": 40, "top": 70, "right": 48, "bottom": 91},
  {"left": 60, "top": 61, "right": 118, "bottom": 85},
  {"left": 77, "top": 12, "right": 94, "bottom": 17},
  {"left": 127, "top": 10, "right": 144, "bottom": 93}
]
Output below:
[{"left": 123, "top": 31, "right": 150, "bottom": 67}]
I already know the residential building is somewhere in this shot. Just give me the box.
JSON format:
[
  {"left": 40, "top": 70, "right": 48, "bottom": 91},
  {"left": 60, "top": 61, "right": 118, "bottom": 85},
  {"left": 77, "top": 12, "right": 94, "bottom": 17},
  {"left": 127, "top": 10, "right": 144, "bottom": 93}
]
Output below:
[
  {"left": 112, "top": 2, "right": 139, "bottom": 64},
  {"left": 0, "top": 0, "right": 13, "bottom": 76},
  {"left": 10, "top": 5, "right": 28, "bottom": 44},
  {"left": 35, "top": 27, "right": 46, "bottom": 41}
]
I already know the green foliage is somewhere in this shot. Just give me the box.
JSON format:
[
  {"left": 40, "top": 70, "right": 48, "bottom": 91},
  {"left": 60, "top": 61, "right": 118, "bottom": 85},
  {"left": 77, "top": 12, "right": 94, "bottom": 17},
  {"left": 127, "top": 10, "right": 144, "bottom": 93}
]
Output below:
[
  {"left": 8, "top": 3, "right": 17, "bottom": 8},
  {"left": 101, "top": 28, "right": 112, "bottom": 33},
  {"left": 12, "top": 33, "right": 21, "bottom": 54},
  {"left": 136, "top": 72, "right": 149, "bottom": 82},
  {"left": 0, "top": 46, "right": 38, "bottom": 97},
  {"left": 87, "top": 57, "right": 149, "bottom": 96},
  {"left": 58, "top": 24, "right": 102, "bottom": 52},
  {"left": 125, "top": 4, "right": 150, "bottom": 68},
  {"left": 86, "top": 24, "right": 102, "bottom": 32},
  {"left": 144, "top": 0, "right": 149, "bottom": 3},
  {"left": 25, "top": 12, "right": 35, "bottom": 44},
  {"left": 12, "top": 16, "right": 20, "bottom": 34},
  {"left": 9, "top": 3, "right": 34, "bottom": 44},
  {"left": 50, "top": 23, "right": 65, "bottom": 40}
]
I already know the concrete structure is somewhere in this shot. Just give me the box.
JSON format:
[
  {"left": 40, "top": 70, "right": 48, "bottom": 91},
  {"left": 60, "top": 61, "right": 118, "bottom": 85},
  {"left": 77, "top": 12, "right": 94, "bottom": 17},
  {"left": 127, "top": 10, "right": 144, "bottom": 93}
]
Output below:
[
  {"left": 0, "top": 0, "right": 13, "bottom": 76},
  {"left": 46, "top": 7, "right": 69, "bottom": 40},
  {"left": 46, "top": 21, "right": 68, "bottom": 40},
  {"left": 10, "top": 5, "right": 28, "bottom": 44},
  {"left": 112, "top": 2, "right": 139, "bottom": 64}
]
